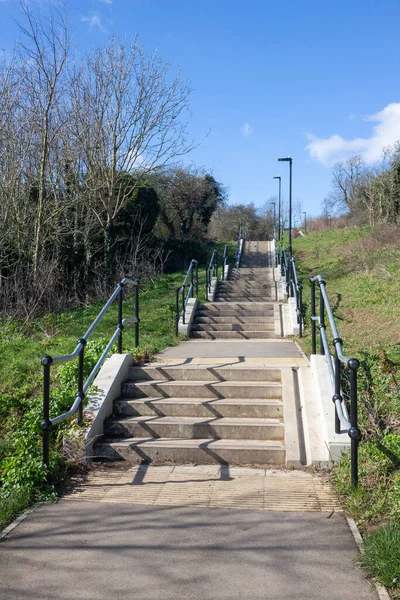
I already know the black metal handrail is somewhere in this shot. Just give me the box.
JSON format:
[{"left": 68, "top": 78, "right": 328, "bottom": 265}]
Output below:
[
  {"left": 279, "top": 249, "right": 303, "bottom": 337},
  {"left": 310, "top": 275, "right": 361, "bottom": 488},
  {"left": 41, "top": 277, "right": 140, "bottom": 467},
  {"left": 290, "top": 257, "right": 303, "bottom": 337},
  {"left": 175, "top": 259, "right": 198, "bottom": 335},
  {"left": 206, "top": 249, "right": 218, "bottom": 296},
  {"left": 221, "top": 245, "right": 228, "bottom": 280},
  {"left": 234, "top": 226, "right": 244, "bottom": 268}
]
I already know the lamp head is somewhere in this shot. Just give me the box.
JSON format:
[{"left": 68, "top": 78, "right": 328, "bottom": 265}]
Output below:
[
  {"left": 278, "top": 156, "right": 292, "bottom": 162},
  {"left": 273, "top": 176, "right": 281, "bottom": 180}
]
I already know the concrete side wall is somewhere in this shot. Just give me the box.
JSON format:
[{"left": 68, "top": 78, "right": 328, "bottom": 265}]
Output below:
[
  {"left": 85, "top": 353, "right": 133, "bottom": 457},
  {"left": 206, "top": 276, "right": 218, "bottom": 302},
  {"left": 178, "top": 297, "right": 198, "bottom": 336},
  {"left": 310, "top": 354, "right": 351, "bottom": 462}
]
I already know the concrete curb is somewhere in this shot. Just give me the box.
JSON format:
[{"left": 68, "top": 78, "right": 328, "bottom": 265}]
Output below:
[
  {"left": 0, "top": 503, "right": 42, "bottom": 541},
  {"left": 346, "top": 517, "right": 392, "bottom": 600}
]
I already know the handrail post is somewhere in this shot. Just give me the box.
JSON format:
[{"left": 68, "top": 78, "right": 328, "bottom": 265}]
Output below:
[
  {"left": 77, "top": 338, "right": 87, "bottom": 425},
  {"left": 191, "top": 262, "right": 194, "bottom": 298},
  {"left": 333, "top": 341, "right": 342, "bottom": 434},
  {"left": 310, "top": 279, "right": 316, "bottom": 354},
  {"left": 195, "top": 262, "right": 199, "bottom": 297},
  {"left": 205, "top": 267, "right": 209, "bottom": 300},
  {"left": 175, "top": 287, "right": 180, "bottom": 336},
  {"left": 319, "top": 280, "right": 326, "bottom": 355},
  {"left": 41, "top": 355, "right": 53, "bottom": 468},
  {"left": 216, "top": 251, "right": 219, "bottom": 281},
  {"left": 182, "top": 285, "right": 186, "bottom": 324},
  {"left": 298, "top": 285, "right": 303, "bottom": 338},
  {"left": 117, "top": 284, "right": 124, "bottom": 353},
  {"left": 348, "top": 358, "right": 361, "bottom": 489},
  {"left": 135, "top": 283, "right": 140, "bottom": 348}
]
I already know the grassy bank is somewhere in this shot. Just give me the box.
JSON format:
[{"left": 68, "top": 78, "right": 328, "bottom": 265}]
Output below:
[
  {"left": 0, "top": 241, "right": 236, "bottom": 530},
  {"left": 293, "top": 226, "right": 400, "bottom": 597}
]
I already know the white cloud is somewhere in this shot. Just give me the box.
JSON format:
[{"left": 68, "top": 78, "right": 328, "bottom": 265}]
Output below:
[
  {"left": 81, "top": 14, "right": 107, "bottom": 33},
  {"left": 95, "top": 0, "right": 112, "bottom": 4},
  {"left": 306, "top": 102, "right": 400, "bottom": 166},
  {"left": 241, "top": 122, "right": 254, "bottom": 138}
]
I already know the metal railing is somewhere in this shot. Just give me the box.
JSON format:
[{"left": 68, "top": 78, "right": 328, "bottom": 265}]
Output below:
[
  {"left": 310, "top": 275, "right": 361, "bottom": 488},
  {"left": 175, "top": 259, "right": 198, "bottom": 335},
  {"left": 234, "top": 226, "right": 244, "bottom": 268},
  {"left": 221, "top": 245, "right": 228, "bottom": 280},
  {"left": 206, "top": 250, "right": 218, "bottom": 297},
  {"left": 41, "top": 277, "right": 140, "bottom": 467},
  {"left": 290, "top": 257, "right": 303, "bottom": 337},
  {"left": 280, "top": 249, "right": 303, "bottom": 337}
]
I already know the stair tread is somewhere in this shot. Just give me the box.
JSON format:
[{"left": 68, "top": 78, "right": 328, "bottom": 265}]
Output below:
[
  {"left": 127, "top": 380, "right": 282, "bottom": 387},
  {"left": 99, "top": 437, "right": 285, "bottom": 449},
  {"left": 108, "top": 416, "right": 283, "bottom": 425},
  {"left": 118, "top": 397, "right": 283, "bottom": 404}
]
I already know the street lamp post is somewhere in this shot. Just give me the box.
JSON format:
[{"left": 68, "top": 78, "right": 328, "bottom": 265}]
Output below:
[
  {"left": 271, "top": 202, "right": 276, "bottom": 241},
  {"left": 278, "top": 157, "right": 293, "bottom": 259},
  {"left": 302, "top": 211, "right": 307, "bottom": 233},
  {"left": 273, "top": 176, "right": 281, "bottom": 244}
]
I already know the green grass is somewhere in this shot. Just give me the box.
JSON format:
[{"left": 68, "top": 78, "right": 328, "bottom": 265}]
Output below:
[
  {"left": 0, "top": 487, "right": 33, "bottom": 531},
  {"left": 292, "top": 226, "right": 400, "bottom": 594},
  {"left": 360, "top": 522, "right": 400, "bottom": 597}
]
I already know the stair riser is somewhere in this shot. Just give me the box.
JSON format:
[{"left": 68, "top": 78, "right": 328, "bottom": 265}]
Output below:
[
  {"left": 195, "top": 315, "right": 274, "bottom": 325},
  {"left": 114, "top": 399, "right": 284, "bottom": 419},
  {"left": 127, "top": 367, "right": 281, "bottom": 382},
  {"left": 195, "top": 317, "right": 274, "bottom": 324},
  {"left": 192, "top": 324, "right": 275, "bottom": 332},
  {"left": 93, "top": 443, "right": 286, "bottom": 466},
  {"left": 191, "top": 331, "right": 276, "bottom": 339},
  {"left": 200, "top": 303, "right": 275, "bottom": 309},
  {"left": 122, "top": 382, "right": 282, "bottom": 399},
  {"left": 197, "top": 311, "right": 274, "bottom": 317},
  {"left": 105, "top": 421, "right": 285, "bottom": 441}
]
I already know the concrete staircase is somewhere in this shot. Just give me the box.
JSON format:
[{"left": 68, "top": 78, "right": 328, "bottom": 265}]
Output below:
[
  {"left": 191, "top": 242, "right": 278, "bottom": 340},
  {"left": 94, "top": 365, "right": 285, "bottom": 465},
  {"left": 92, "top": 240, "right": 297, "bottom": 467}
]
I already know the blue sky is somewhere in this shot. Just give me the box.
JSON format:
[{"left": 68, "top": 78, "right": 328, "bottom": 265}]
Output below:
[{"left": 1, "top": 0, "right": 400, "bottom": 217}]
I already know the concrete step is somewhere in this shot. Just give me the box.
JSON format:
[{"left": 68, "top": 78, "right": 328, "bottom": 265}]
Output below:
[
  {"left": 105, "top": 416, "right": 285, "bottom": 441},
  {"left": 127, "top": 366, "right": 281, "bottom": 382},
  {"left": 198, "top": 302, "right": 275, "bottom": 311},
  {"left": 218, "top": 283, "right": 275, "bottom": 289},
  {"left": 191, "top": 323, "right": 275, "bottom": 332},
  {"left": 197, "top": 311, "right": 274, "bottom": 319},
  {"left": 122, "top": 380, "right": 282, "bottom": 399},
  {"left": 215, "top": 297, "right": 274, "bottom": 303},
  {"left": 93, "top": 437, "right": 286, "bottom": 465},
  {"left": 114, "top": 397, "right": 284, "bottom": 419},
  {"left": 191, "top": 330, "right": 277, "bottom": 339},
  {"left": 194, "top": 316, "right": 274, "bottom": 324}
]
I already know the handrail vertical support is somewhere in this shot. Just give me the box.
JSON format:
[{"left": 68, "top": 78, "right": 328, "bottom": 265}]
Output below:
[
  {"left": 298, "top": 285, "right": 303, "bottom": 338},
  {"left": 311, "top": 280, "right": 316, "bottom": 354},
  {"left": 333, "top": 345, "right": 342, "bottom": 434},
  {"left": 77, "top": 339, "right": 86, "bottom": 425},
  {"left": 196, "top": 262, "right": 199, "bottom": 297},
  {"left": 117, "top": 285, "right": 123, "bottom": 353},
  {"left": 348, "top": 358, "right": 361, "bottom": 489},
  {"left": 175, "top": 287, "right": 180, "bottom": 336},
  {"left": 319, "top": 283, "right": 325, "bottom": 355},
  {"left": 182, "top": 285, "right": 186, "bottom": 324},
  {"left": 135, "top": 283, "right": 140, "bottom": 348},
  {"left": 41, "top": 356, "right": 53, "bottom": 468}
]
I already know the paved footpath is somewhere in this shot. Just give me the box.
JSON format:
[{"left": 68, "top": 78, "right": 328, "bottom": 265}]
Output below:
[{"left": 0, "top": 466, "right": 379, "bottom": 600}]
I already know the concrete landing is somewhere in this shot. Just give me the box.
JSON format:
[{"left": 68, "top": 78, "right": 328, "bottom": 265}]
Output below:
[
  {"left": 155, "top": 339, "right": 307, "bottom": 364},
  {"left": 0, "top": 499, "right": 378, "bottom": 600}
]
